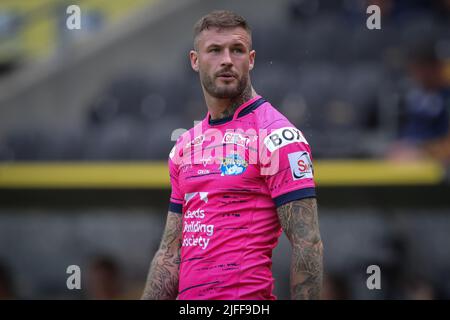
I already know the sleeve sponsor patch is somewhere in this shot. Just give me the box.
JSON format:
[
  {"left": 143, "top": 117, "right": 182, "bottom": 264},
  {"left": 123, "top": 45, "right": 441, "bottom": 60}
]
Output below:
[
  {"left": 263, "top": 127, "right": 308, "bottom": 152},
  {"left": 288, "top": 151, "right": 314, "bottom": 180}
]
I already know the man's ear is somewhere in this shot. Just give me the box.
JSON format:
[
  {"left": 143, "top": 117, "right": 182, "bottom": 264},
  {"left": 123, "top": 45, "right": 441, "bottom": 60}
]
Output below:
[
  {"left": 249, "top": 50, "right": 256, "bottom": 71},
  {"left": 190, "top": 50, "right": 199, "bottom": 72}
]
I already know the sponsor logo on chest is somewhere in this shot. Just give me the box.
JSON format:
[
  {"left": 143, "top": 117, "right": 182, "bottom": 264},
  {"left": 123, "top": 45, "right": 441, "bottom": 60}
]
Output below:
[
  {"left": 222, "top": 132, "right": 254, "bottom": 148},
  {"left": 264, "top": 127, "right": 308, "bottom": 152}
]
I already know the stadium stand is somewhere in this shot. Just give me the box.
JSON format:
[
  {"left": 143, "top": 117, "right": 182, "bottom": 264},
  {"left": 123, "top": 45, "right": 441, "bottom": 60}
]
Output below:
[{"left": 0, "top": 0, "right": 448, "bottom": 161}]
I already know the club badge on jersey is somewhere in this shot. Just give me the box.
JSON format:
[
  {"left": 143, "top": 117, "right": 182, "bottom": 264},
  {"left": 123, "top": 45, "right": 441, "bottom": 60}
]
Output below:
[{"left": 220, "top": 153, "right": 248, "bottom": 176}]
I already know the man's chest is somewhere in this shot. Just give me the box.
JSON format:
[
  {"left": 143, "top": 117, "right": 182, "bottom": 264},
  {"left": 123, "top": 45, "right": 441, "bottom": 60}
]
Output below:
[
  {"left": 177, "top": 149, "right": 262, "bottom": 195},
  {"left": 176, "top": 129, "right": 264, "bottom": 194}
]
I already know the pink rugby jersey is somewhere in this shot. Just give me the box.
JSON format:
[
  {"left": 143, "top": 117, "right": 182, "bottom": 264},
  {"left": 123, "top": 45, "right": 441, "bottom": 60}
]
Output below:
[{"left": 168, "top": 95, "right": 316, "bottom": 300}]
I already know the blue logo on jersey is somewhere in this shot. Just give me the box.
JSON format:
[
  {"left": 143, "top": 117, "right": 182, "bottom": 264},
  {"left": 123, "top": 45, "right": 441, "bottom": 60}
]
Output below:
[{"left": 220, "top": 153, "right": 248, "bottom": 176}]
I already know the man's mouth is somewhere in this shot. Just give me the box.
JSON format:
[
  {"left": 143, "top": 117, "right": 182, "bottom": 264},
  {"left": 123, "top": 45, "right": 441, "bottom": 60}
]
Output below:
[{"left": 216, "top": 72, "right": 236, "bottom": 79}]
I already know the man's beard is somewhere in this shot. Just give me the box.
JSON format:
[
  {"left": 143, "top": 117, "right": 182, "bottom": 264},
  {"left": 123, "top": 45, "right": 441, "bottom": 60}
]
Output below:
[{"left": 200, "top": 69, "right": 249, "bottom": 99}]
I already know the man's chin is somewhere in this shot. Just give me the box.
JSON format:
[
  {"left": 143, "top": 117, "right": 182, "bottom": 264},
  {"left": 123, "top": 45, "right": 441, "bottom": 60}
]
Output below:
[
  {"left": 210, "top": 85, "right": 241, "bottom": 99},
  {"left": 212, "top": 89, "right": 241, "bottom": 99}
]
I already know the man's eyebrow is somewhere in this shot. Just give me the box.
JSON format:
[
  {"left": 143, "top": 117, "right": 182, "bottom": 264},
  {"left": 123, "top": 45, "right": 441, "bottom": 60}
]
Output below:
[
  {"left": 203, "top": 43, "right": 224, "bottom": 51},
  {"left": 231, "top": 43, "right": 247, "bottom": 49}
]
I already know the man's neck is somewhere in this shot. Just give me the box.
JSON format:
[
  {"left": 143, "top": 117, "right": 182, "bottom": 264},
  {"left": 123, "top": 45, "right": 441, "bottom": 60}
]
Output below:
[{"left": 205, "top": 86, "right": 257, "bottom": 121}]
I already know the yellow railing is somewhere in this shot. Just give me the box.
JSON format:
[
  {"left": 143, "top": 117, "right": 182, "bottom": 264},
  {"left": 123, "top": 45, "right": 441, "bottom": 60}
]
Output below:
[{"left": 0, "top": 160, "right": 444, "bottom": 189}]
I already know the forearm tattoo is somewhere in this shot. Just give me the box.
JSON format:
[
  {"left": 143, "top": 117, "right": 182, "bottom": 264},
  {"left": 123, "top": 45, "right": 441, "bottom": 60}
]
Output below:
[
  {"left": 141, "top": 212, "right": 182, "bottom": 300},
  {"left": 277, "top": 198, "right": 323, "bottom": 300}
]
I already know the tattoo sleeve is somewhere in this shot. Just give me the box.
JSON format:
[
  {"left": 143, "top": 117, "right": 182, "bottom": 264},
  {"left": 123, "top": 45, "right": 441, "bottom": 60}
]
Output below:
[
  {"left": 141, "top": 211, "right": 182, "bottom": 300},
  {"left": 277, "top": 198, "right": 323, "bottom": 300}
]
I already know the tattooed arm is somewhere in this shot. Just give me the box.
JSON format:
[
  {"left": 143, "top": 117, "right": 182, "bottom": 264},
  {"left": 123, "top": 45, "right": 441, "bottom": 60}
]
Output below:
[
  {"left": 141, "top": 211, "right": 182, "bottom": 300},
  {"left": 277, "top": 198, "right": 323, "bottom": 300}
]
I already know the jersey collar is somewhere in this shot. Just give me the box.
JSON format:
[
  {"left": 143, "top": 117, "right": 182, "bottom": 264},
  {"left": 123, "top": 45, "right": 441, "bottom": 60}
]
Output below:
[{"left": 206, "top": 95, "right": 262, "bottom": 126}]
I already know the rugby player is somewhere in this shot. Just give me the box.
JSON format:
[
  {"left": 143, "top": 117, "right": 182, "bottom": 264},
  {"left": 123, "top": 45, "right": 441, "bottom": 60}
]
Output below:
[{"left": 141, "top": 10, "right": 323, "bottom": 300}]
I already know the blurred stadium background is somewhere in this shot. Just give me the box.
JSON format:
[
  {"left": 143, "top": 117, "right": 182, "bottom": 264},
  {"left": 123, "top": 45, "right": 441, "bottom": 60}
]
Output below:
[{"left": 0, "top": 0, "right": 450, "bottom": 299}]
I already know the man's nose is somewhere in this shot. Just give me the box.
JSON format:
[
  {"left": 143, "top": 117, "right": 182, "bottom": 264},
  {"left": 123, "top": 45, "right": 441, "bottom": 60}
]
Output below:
[{"left": 220, "top": 49, "right": 233, "bottom": 66}]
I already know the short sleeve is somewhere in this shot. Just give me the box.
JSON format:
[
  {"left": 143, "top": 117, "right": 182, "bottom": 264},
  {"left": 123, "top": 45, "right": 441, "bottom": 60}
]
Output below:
[
  {"left": 168, "top": 145, "right": 183, "bottom": 214},
  {"left": 261, "top": 126, "right": 316, "bottom": 207}
]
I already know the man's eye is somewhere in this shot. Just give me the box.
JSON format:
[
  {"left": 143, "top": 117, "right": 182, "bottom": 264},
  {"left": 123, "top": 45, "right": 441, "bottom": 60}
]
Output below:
[
  {"left": 233, "top": 48, "right": 244, "bottom": 53},
  {"left": 209, "top": 48, "right": 220, "bottom": 53}
]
